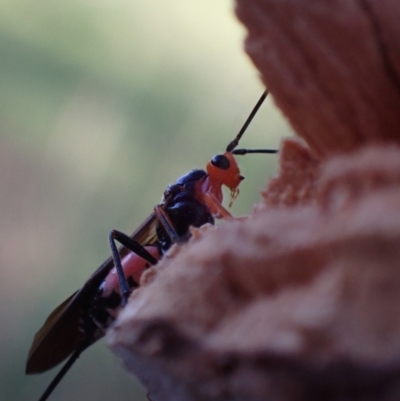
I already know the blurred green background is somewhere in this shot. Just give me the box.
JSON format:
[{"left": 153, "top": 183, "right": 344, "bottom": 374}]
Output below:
[{"left": 0, "top": 1, "right": 291, "bottom": 400}]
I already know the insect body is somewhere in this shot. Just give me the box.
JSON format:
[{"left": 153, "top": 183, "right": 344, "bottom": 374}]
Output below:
[{"left": 26, "top": 90, "right": 276, "bottom": 401}]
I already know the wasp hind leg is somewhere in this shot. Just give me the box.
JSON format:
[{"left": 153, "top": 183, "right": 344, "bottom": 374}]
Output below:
[{"left": 109, "top": 230, "right": 158, "bottom": 307}]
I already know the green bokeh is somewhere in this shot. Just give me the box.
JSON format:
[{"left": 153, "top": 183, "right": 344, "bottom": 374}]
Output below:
[{"left": 0, "top": 1, "right": 291, "bottom": 401}]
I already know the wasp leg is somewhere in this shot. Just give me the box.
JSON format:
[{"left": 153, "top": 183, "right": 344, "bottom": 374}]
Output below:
[
  {"left": 36, "top": 330, "right": 94, "bottom": 401},
  {"left": 154, "top": 205, "right": 183, "bottom": 243},
  {"left": 109, "top": 230, "right": 158, "bottom": 307}
]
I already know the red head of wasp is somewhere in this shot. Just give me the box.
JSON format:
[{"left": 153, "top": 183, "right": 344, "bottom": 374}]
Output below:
[{"left": 26, "top": 90, "right": 277, "bottom": 401}]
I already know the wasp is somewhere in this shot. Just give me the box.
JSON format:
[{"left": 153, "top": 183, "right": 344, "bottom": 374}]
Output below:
[{"left": 26, "top": 90, "right": 276, "bottom": 401}]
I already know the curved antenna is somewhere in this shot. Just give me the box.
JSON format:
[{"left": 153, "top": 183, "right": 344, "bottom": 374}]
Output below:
[
  {"left": 226, "top": 89, "right": 269, "bottom": 153},
  {"left": 232, "top": 148, "right": 278, "bottom": 155}
]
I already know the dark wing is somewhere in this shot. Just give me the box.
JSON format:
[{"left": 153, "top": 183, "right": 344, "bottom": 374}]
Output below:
[{"left": 26, "top": 213, "right": 159, "bottom": 374}]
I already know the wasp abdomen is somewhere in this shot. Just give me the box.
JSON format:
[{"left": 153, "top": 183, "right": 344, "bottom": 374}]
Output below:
[{"left": 90, "top": 246, "right": 161, "bottom": 330}]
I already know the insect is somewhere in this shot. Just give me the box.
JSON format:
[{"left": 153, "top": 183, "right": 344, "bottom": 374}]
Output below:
[{"left": 26, "top": 90, "right": 276, "bottom": 401}]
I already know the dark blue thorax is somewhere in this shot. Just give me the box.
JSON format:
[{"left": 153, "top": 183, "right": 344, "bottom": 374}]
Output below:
[{"left": 157, "top": 169, "right": 214, "bottom": 252}]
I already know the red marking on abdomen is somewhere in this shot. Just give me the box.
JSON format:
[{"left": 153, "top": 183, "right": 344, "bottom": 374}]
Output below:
[{"left": 101, "top": 246, "right": 161, "bottom": 298}]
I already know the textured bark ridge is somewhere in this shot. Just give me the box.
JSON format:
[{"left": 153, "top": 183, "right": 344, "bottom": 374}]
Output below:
[
  {"left": 108, "top": 1, "right": 400, "bottom": 400},
  {"left": 236, "top": 0, "right": 400, "bottom": 157}
]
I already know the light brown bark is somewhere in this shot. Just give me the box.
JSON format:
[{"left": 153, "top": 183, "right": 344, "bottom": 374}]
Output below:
[{"left": 108, "top": 1, "right": 400, "bottom": 400}]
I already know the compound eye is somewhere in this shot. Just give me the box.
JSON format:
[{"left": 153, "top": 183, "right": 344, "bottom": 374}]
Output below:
[{"left": 211, "top": 154, "right": 230, "bottom": 170}]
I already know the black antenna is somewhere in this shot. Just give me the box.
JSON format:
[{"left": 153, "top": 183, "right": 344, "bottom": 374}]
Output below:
[
  {"left": 232, "top": 148, "right": 277, "bottom": 155},
  {"left": 226, "top": 89, "right": 269, "bottom": 153}
]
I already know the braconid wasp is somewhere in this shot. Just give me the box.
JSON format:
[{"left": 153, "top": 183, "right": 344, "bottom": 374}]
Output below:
[{"left": 26, "top": 89, "right": 277, "bottom": 401}]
